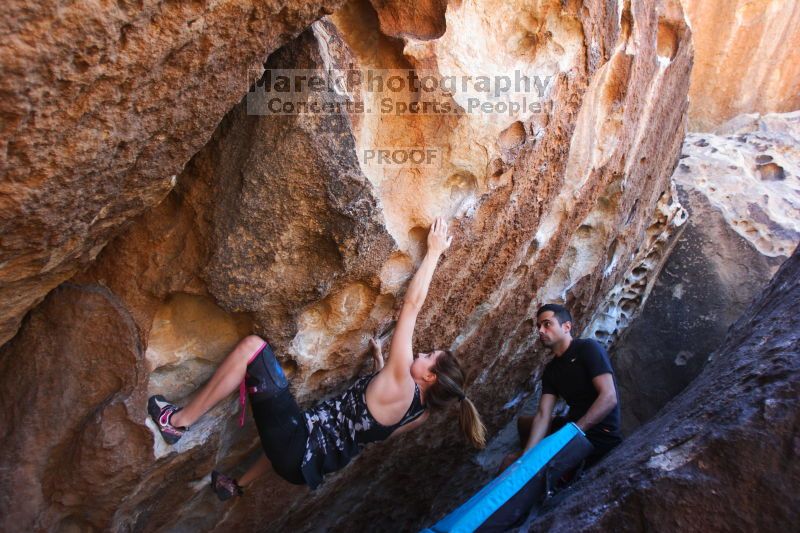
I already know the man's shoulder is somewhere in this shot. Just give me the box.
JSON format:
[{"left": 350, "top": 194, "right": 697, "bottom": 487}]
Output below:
[
  {"left": 573, "top": 338, "right": 612, "bottom": 363},
  {"left": 574, "top": 337, "right": 615, "bottom": 377},
  {"left": 573, "top": 337, "right": 605, "bottom": 353}
]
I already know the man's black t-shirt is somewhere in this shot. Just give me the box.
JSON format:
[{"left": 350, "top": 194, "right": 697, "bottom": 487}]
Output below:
[{"left": 541, "top": 338, "right": 622, "bottom": 447}]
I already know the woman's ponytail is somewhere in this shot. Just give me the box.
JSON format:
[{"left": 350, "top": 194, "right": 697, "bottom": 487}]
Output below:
[
  {"left": 427, "top": 350, "right": 487, "bottom": 449},
  {"left": 458, "top": 396, "right": 486, "bottom": 448}
]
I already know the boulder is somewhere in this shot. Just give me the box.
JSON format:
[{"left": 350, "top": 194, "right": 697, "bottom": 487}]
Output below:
[
  {"left": 0, "top": 284, "right": 151, "bottom": 531},
  {"left": 611, "top": 111, "right": 799, "bottom": 431},
  {"left": 0, "top": 0, "right": 347, "bottom": 347}
]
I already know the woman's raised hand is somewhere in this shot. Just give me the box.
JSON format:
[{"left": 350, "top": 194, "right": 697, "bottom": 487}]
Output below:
[{"left": 427, "top": 216, "right": 453, "bottom": 256}]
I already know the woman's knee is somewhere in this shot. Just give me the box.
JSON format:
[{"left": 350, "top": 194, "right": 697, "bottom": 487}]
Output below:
[{"left": 239, "top": 335, "right": 266, "bottom": 359}]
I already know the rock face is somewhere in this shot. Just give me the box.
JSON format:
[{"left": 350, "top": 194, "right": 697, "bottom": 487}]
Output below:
[
  {"left": 528, "top": 244, "right": 800, "bottom": 533},
  {"left": 0, "top": 0, "right": 696, "bottom": 531},
  {"left": 0, "top": 0, "right": 347, "bottom": 347},
  {"left": 0, "top": 284, "right": 151, "bottom": 532},
  {"left": 681, "top": 112, "right": 800, "bottom": 258},
  {"left": 680, "top": 0, "right": 800, "bottom": 130},
  {"left": 612, "top": 111, "right": 799, "bottom": 432},
  {"left": 582, "top": 185, "right": 687, "bottom": 350}
]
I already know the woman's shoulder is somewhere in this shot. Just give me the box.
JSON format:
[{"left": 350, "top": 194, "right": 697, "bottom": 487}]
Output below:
[
  {"left": 369, "top": 367, "right": 415, "bottom": 392},
  {"left": 365, "top": 370, "right": 418, "bottom": 413}
]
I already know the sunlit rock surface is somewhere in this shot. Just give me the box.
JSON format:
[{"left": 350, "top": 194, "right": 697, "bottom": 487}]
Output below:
[
  {"left": 0, "top": 0, "right": 347, "bottom": 347},
  {"left": 0, "top": 0, "right": 697, "bottom": 530},
  {"left": 680, "top": 0, "right": 800, "bottom": 130},
  {"left": 679, "top": 112, "right": 800, "bottom": 258},
  {"left": 528, "top": 245, "right": 800, "bottom": 532}
]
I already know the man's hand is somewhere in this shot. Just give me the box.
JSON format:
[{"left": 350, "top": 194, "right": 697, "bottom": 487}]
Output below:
[{"left": 369, "top": 337, "right": 384, "bottom": 372}]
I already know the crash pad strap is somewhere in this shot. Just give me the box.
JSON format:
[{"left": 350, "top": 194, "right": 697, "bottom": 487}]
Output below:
[{"left": 422, "top": 422, "right": 584, "bottom": 533}]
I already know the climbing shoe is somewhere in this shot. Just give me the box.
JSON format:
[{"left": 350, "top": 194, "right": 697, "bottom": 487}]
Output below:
[
  {"left": 211, "top": 470, "right": 243, "bottom": 501},
  {"left": 147, "top": 395, "right": 187, "bottom": 445}
]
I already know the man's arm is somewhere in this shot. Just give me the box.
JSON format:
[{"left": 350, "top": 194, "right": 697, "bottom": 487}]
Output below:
[
  {"left": 524, "top": 393, "right": 557, "bottom": 451},
  {"left": 574, "top": 373, "right": 617, "bottom": 432}
]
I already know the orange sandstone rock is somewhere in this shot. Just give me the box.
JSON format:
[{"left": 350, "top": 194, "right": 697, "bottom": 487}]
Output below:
[
  {"left": 680, "top": 0, "right": 800, "bottom": 130},
  {"left": 0, "top": 0, "right": 348, "bottom": 347}
]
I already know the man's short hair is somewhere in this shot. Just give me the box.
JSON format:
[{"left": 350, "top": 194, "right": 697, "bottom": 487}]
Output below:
[{"left": 536, "top": 303, "right": 573, "bottom": 326}]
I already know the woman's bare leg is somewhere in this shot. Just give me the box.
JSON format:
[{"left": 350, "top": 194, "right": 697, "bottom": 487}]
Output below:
[
  {"left": 171, "top": 335, "right": 266, "bottom": 428},
  {"left": 238, "top": 454, "right": 272, "bottom": 487}
]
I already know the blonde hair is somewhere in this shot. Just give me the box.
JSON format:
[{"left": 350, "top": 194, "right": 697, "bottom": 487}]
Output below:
[{"left": 427, "top": 350, "right": 486, "bottom": 448}]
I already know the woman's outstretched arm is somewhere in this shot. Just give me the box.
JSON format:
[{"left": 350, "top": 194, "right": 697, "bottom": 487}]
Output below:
[{"left": 385, "top": 217, "right": 452, "bottom": 381}]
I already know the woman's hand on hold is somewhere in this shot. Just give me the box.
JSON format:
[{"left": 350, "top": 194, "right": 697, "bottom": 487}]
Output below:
[
  {"left": 427, "top": 216, "right": 453, "bottom": 256},
  {"left": 369, "top": 337, "right": 384, "bottom": 372}
]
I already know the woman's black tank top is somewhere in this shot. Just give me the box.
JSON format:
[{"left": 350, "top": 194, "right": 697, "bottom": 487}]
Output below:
[{"left": 300, "top": 372, "right": 426, "bottom": 489}]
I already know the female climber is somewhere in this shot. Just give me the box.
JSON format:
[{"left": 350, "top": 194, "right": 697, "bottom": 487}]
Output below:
[{"left": 147, "top": 217, "right": 486, "bottom": 499}]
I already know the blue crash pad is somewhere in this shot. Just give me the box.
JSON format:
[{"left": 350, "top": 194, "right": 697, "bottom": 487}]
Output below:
[{"left": 422, "top": 422, "right": 584, "bottom": 533}]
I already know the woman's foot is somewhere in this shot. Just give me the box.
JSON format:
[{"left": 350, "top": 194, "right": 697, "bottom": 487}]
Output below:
[
  {"left": 147, "top": 395, "right": 187, "bottom": 445},
  {"left": 211, "top": 470, "right": 243, "bottom": 501}
]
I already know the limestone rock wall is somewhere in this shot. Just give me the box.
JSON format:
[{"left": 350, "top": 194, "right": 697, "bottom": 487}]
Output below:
[
  {"left": 0, "top": 0, "right": 347, "bottom": 347},
  {"left": 0, "top": 0, "right": 694, "bottom": 531},
  {"left": 680, "top": 0, "right": 800, "bottom": 131}
]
